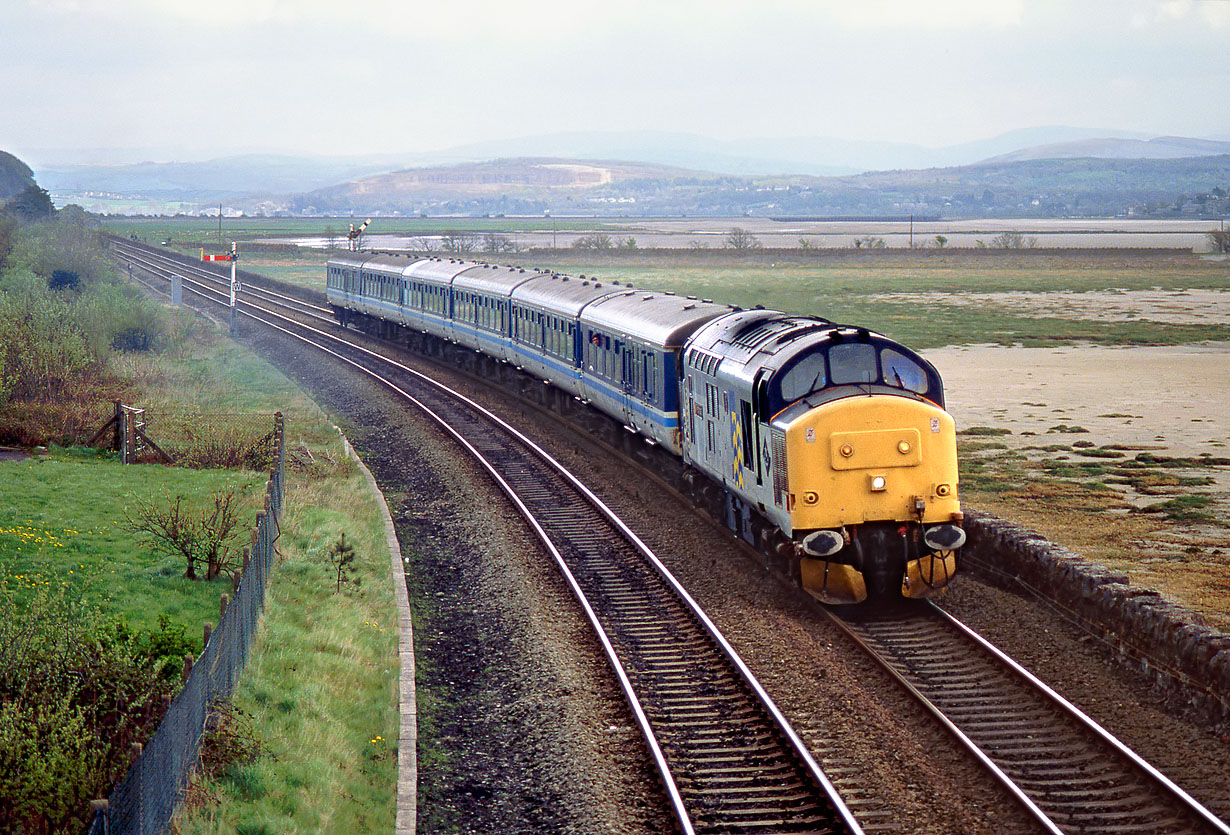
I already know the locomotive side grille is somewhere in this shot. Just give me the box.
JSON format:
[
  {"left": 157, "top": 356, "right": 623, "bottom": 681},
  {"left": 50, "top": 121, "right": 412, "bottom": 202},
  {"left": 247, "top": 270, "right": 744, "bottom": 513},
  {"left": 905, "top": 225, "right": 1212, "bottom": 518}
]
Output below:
[{"left": 772, "top": 427, "right": 788, "bottom": 505}]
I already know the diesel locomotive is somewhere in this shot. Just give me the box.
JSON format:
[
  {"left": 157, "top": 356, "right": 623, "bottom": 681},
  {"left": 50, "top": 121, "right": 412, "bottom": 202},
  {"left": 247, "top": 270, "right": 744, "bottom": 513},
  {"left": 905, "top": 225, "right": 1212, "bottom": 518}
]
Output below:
[{"left": 327, "top": 252, "right": 965, "bottom": 603}]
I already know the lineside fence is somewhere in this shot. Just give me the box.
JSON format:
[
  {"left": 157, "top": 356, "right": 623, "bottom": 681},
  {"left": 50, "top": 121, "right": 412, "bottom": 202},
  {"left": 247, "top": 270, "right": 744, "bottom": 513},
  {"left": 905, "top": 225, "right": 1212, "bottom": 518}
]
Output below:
[
  {"left": 90, "top": 403, "right": 277, "bottom": 469},
  {"left": 85, "top": 413, "right": 286, "bottom": 835}
]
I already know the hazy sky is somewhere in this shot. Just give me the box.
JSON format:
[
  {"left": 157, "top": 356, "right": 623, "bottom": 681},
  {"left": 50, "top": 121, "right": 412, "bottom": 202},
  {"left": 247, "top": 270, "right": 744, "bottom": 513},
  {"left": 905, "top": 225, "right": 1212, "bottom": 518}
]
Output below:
[{"left": 4, "top": 0, "right": 1229, "bottom": 163}]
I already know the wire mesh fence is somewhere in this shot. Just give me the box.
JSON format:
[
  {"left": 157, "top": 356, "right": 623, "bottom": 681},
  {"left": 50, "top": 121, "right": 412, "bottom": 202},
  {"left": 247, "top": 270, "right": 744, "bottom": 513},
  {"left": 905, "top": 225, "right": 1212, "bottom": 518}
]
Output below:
[
  {"left": 85, "top": 413, "right": 285, "bottom": 835},
  {"left": 90, "top": 405, "right": 277, "bottom": 470},
  {"left": 140, "top": 410, "right": 277, "bottom": 470}
]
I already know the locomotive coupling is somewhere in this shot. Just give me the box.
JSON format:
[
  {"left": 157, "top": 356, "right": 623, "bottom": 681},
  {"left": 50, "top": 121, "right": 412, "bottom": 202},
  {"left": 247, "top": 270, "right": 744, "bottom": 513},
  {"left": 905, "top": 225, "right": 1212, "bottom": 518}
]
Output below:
[{"left": 923, "top": 523, "right": 967, "bottom": 551}]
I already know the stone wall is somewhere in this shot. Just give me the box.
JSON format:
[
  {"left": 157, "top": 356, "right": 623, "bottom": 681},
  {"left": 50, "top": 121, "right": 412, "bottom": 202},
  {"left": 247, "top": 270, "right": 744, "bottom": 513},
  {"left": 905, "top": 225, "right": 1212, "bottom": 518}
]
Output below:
[{"left": 963, "top": 509, "right": 1230, "bottom": 728}]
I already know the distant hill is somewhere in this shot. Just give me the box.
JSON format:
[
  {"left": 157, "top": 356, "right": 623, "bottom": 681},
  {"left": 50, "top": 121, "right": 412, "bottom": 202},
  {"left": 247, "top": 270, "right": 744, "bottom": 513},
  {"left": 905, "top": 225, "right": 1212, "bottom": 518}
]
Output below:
[
  {"left": 35, "top": 154, "right": 398, "bottom": 200},
  {"left": 384, "top": 126, "right": 1161, "bottom": 176},
  {"left": 984, "top": 136, "right": 1230, "bottom": 163},
  {"left": 288, "top": 158, "right": 714, "bottom": 215},
  {"left": 274, "top": 154, "right": 1230, "bottom": 220},
  {"left": 28, "top": 128, "right": 1230, "bottom": 219},
  {"left": 0, "top": 151, "right": 36, "bottom": 201}
]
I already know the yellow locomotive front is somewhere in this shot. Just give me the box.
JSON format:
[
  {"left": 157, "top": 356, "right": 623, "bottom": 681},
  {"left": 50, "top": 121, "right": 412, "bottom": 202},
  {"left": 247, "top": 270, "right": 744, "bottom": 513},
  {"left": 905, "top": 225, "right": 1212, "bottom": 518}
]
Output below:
[
  {"left": 681, "top": 311, "right": 963, "bottom": 605},
  {"left": 779, "top": 394, "right": 963, "bottom": 603}
]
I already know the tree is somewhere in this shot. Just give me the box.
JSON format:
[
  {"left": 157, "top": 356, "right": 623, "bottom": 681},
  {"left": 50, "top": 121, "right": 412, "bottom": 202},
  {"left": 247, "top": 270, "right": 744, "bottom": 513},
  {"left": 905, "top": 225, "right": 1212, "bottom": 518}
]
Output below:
[
  {"left": 616, "top": 236, "right": 638, "bottom": 250},
  {"left": 725, "top": 227, "right": 761, "bottom": 250},
  {"left": 2, "top": 185, "right": 55, "bottom": 221},
  {"left": 853, "top": 236, "right": 885, "bottom": 249},
  {"left": 1207, "top": 228, "right": 1230, "bottom": 254},
  {"left": 128, "top": 490, "right": 244, "bottom": 581},
  {"left": 324, "top": 225, "right": 338, "bottom": 249},
  {"left": 440, "top": 230, "right": 479, "bottom": 253},
  {"left": 328, "top": 533, "right": 356, "bottom": 592},
  {"left": 482, "top": 232, "right": 518, "bottom": 254},
  {"left": 934, "top": 235, "right": 948, "bottom": 249},
  {"left": 571, "top": 233, "right": 613, "bottom": 250},
  {"left": 991, "top": 231, "right": 1026, "bottom": 249}
]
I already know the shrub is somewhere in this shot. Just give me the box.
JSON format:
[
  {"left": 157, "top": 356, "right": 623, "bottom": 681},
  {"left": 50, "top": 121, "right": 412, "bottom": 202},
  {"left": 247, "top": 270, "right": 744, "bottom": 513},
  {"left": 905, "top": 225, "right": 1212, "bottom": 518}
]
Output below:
[
  {"left": 128, "top": 489, "right": 246, "bottom": 581},
  {"left": 0, "top": 585, "right": 182, "bottom": 834},
  {"left": 571, "top": 233, "right": 613, "bottom": 250}
]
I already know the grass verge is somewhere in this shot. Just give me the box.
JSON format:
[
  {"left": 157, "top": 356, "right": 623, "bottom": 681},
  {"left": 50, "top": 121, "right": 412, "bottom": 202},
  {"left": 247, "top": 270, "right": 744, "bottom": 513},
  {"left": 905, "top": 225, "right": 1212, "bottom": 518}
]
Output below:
[{"left": 173, "top": 456, "right": 398, "bottom": 834}]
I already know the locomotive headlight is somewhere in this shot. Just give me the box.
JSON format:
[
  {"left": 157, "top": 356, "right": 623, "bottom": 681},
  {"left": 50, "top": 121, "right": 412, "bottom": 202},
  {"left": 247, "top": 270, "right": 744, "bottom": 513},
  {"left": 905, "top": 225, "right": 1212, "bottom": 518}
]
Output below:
[
  {"left": 869, "top": 475, "right": 887, "bottom": 492},
  {"left": 897, "top": 440, "right": 912, "bottom": 455}
]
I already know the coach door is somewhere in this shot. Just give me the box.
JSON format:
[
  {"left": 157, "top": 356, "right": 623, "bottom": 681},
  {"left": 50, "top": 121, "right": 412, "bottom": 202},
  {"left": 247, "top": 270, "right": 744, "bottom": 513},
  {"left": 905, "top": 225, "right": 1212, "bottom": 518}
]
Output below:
[{"left": 615, "top": 337, "right": 635, "bottom": 429}]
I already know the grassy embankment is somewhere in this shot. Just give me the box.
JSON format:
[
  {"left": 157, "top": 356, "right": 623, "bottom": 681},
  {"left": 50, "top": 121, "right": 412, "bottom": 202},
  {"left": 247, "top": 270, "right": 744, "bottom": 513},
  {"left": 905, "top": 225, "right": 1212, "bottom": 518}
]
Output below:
[
  {"left": 3, "top": 326, "right": 401, "bottom": 833},
  {"left": 150, "top": 331, "right": 401, "bottom": 834}
]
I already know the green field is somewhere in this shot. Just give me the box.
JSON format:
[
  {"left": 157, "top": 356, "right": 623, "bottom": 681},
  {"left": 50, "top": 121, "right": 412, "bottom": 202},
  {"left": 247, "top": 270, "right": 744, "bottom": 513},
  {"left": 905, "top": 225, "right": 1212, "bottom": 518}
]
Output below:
[
  {"left": 529, "top": 255, "right": 1230, "bottom": 348},
  {"left": 103, "top": 215, "right": 620, "bottom": 246},
  {"left": 0, "top": 450, "right": 262, "bottom": 635}
]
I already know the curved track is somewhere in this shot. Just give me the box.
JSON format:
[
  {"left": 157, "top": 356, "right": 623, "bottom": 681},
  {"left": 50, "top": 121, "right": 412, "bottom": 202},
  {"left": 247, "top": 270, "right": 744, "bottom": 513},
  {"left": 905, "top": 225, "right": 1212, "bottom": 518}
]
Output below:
[
  {"left": 829, "top": 602, "right": 1229, "bottom": 835},
  {"left": 110, "top": 239, "right": 864, "bottom": 835}
]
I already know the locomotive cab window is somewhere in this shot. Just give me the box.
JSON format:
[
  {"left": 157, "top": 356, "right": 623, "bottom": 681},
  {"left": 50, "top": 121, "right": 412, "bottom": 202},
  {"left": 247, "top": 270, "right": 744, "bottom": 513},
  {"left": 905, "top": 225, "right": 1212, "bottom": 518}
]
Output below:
[
  {"left": 828, "top": 342, "right": 878, "bottom": 385},
  {"left": 777, "top": 351, "right": 826, "bottom": 404},
  {"left": 881, "top": 348, "right": 929, "bottom": 394}
]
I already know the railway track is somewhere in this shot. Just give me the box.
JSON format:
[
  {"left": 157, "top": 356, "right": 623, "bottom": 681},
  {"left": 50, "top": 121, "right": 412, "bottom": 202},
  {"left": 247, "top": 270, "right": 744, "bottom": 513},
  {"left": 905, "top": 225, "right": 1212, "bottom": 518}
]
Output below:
[
  {"left": 111, "top": 239, "right": 1229, "bottom": 834},
  {"left": 830, "top": 602, "right": 1229, "bottom": 835},
  {"left": 110, "top": 239, "right": 865, "bottom": 835}
]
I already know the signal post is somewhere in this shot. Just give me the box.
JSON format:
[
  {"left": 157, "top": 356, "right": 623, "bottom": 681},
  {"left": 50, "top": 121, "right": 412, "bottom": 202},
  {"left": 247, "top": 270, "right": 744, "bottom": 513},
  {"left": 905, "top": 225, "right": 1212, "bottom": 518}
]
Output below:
[{"left": 202, "top": 243, "right": 240, "bottom": 334}]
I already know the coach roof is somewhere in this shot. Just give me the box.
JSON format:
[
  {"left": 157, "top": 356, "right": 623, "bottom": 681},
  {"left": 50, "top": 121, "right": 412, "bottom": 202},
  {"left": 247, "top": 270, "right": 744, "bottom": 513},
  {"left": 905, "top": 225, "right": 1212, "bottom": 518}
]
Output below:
[{"left": 583, "top": 291, "right": 737, "bottom": 348}]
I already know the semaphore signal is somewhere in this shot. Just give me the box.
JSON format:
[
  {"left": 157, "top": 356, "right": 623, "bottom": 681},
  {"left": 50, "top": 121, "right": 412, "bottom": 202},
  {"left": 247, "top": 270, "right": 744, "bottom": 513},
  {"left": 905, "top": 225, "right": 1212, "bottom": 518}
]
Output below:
[{"left": 202, "top": 243, "right": 241, "bottom": 334}]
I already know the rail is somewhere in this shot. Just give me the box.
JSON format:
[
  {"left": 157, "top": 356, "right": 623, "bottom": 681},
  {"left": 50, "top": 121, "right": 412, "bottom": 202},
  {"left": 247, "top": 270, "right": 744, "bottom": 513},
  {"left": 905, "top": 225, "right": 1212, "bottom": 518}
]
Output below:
[{"left": 827, "top": 601, "right": 1229, "bottom": 835}]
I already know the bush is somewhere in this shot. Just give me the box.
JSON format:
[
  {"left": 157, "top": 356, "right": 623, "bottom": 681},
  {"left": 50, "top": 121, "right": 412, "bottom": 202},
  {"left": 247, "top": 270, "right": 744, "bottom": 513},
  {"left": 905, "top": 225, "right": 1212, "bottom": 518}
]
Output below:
[
  {"left": 571, "top": 233, "right": 613, "bottom": 250},
  {"left": 0, "top": 585, "right": 183, "bottom": 834},
  {"left": 127, "top": 489, "right": 246, "bottom": 581},
  {"left": 0, "top": 209, "right": 171, "bottom": 441}
]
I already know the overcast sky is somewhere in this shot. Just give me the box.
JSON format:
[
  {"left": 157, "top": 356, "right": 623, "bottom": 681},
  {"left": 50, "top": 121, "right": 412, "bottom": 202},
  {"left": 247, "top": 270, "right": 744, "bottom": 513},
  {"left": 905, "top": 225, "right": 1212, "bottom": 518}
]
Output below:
[{"left": 4, "top": 0, "right": 1229, "bottom": 164}]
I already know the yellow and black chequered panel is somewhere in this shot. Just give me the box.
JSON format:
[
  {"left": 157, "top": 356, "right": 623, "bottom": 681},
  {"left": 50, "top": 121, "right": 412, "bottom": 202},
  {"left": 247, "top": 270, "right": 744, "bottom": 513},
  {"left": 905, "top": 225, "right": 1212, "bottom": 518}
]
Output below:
[{"left": 730, "top": 411, "right": 745, "bottom": 488}]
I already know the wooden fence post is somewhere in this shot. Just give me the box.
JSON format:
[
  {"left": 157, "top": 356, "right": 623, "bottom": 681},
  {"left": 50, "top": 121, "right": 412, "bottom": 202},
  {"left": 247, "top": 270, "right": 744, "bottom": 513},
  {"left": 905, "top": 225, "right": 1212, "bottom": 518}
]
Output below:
[{"left": 112, "top": 400, "right": 123, "bottom": 452}]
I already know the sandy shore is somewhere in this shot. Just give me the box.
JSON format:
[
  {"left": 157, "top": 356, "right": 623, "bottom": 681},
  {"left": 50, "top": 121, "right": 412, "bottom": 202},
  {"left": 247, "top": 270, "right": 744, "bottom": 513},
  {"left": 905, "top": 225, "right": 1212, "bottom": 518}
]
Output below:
[
  {"left": 923, "top": 342, "right": 1230, "bottom": 629},
  {"left": 926, "top": 342, "right": 1229, "bottom": 458}
]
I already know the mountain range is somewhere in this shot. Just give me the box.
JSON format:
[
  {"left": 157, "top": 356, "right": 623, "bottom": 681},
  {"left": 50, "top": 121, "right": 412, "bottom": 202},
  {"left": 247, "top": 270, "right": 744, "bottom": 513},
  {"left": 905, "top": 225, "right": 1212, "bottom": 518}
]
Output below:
[{"left": 22, "top": 126, "right": 1230, "bottom": 218}]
